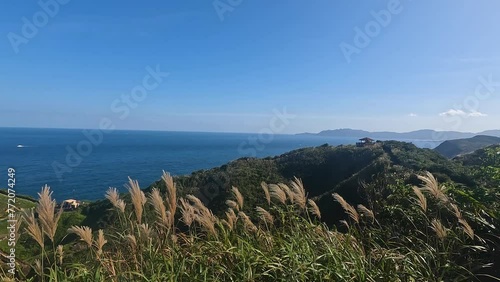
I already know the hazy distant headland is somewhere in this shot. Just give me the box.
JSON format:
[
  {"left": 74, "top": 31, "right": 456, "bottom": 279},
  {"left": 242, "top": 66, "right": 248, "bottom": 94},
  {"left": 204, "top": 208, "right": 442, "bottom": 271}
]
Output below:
[{"left": 298, "top": 128, "right": 500, "bottom": 140}]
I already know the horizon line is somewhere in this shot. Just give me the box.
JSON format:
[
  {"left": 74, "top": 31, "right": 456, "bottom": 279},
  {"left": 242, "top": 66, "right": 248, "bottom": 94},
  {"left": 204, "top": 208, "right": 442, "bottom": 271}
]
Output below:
[{"left": 1, "top": 126, "right": 498, "bottom": 135}]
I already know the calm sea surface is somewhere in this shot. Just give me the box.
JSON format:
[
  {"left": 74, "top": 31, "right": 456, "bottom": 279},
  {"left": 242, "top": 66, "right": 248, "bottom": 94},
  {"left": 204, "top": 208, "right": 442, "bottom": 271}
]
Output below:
[{"left": 0, "top": 128, "right": 442, "bottom": 201}]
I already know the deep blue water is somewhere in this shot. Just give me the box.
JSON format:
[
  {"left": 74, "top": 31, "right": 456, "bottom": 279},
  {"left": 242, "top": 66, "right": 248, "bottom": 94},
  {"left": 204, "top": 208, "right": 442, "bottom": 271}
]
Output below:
[{"left": 0, "top": 128, "right": 442, "bottom": 201}]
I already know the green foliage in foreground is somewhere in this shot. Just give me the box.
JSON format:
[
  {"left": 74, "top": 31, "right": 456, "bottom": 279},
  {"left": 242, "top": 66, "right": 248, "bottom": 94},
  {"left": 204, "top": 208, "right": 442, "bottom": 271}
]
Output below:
[{"left": 2, "top": 172, "right": 498, "bottom": 282}]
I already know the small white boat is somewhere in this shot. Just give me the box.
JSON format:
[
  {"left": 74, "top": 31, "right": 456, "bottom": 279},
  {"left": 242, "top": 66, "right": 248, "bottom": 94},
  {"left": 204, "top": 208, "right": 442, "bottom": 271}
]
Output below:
[{"left": 17, "top": 144, "right": 24, "bottom": 148}]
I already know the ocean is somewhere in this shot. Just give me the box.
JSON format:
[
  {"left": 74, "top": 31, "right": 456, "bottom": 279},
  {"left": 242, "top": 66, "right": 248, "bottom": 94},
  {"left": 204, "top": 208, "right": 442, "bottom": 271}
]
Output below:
[{"left": 0, "top": 127, "right": 442, "bottom": 201}]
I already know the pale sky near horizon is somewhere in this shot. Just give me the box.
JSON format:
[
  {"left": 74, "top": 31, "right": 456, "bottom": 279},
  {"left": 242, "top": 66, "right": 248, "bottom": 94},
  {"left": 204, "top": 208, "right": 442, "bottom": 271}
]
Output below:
[{"left": 1, "top": 0, "right": 499, "bottom": 134}]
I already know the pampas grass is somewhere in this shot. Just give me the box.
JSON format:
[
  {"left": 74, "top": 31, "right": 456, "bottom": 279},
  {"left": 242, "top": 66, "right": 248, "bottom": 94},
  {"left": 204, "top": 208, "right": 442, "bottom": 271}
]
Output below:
[
  {"left": 279, "top": 183, "right": 295, "bottom": 204},
  {"left": 269, "top": 184, "right": 287, "bottom": 204},
  {"left": 226, "top": 200, "right": 239, "bottom": 211},
  {"left": 357, "top": 204, "right": 374, "bottom": 223},
  {"left": 232, "top": 186, "right": 244, "bottom": 210},
  {"left": 37, "top": 185, "right": 63, "bottom": 242},
  {"left": 17, "top": 171, "right": 490, "bottom": 282},
  {"left": 56, "top": 245, "right": 64, "bottom": 265},
  {"left": 95, "top": 229, "right": 107, "bottom": 256},
  {"left": 24, "top": 209, "right": 44, "bottom": 248},
  {"left": 308, "top": 199, "right": 321, "bottom": 219},
  {"left": 162, "top": 171, "right": 177, "bottom": 221},
  {"left": 186, "top": 194, "right": 217, "bottom": 236},
  {"left": 290, "top": 177, "right": 307, "bottom": 210},
  {"left": 261, "top": 182, "right": 271, "bottom": 205},
  {"left": 179, "top": 198, "right": 195, "bottom": 227},
  {"left": 224, "top": 208, "right": 237, "bottom": 231},
  {"left": 149, "top": 188, "right": 170, "bottom": 229},
  {"left": 255, "top": 206, "right": 274, "bottom": 225},
  {"left": 412, "top": 186, "right": 427, "bottom": 212},
  {"left": 68, "top": 226, "right": 93, "bottom": 248},
  {"left": 126, "top": 177, "right": 147, "bottom": 224},
  {"left": 239, "top": 212, "right": 258, "bottom": 233},
  {"left": 418, "top": 171, "right": 448, "bottom": 204},
  {"left": 333, "top": 193, "right": 359, "bottom": 224},
  {"left": 450, "top": 203, "right": 461, "bottom": 219},
  {"left": 105, "top": 187, "right": 120, "bottom": 207},
  {"left": 431, "top": 219, "right": 447, "bottom": 240},
  {"left": 458, "top": 218, "right": 474, "bottom": 239}
]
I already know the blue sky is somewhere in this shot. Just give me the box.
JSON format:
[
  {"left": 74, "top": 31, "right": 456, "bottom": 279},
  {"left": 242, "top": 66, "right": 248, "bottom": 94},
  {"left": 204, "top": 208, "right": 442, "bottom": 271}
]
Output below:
[{"left": 1, "top": 0, "right": 499, "bottom": 133}]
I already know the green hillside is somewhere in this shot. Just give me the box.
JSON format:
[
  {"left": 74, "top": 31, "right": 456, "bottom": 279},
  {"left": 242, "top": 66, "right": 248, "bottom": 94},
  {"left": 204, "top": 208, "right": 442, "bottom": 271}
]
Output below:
[
  {"left": 434, "top": 135, "right": 500, "bottom": 158},
  {"left": 3, "top": 141, "right": 499, "bottom": 281},
  {"left": 82, "top": 141, "right": 475, "bottom": 228}
]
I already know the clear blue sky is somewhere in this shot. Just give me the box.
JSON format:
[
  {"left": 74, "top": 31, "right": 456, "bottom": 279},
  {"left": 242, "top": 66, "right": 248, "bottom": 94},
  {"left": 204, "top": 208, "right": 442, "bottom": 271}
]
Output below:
[{"left": 1, "top": 0, "right": 499, "bottom": 133}]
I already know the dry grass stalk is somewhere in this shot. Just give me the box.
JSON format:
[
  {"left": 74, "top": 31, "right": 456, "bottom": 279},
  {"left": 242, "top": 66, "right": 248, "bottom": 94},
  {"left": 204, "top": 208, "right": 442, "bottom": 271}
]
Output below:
[
  {"left": 179, "top": 198, "right": 195, "bottom": 227},
  {"left": 36, "top": 185, "right": 63, "bottom": 242},
  {"left": 116, "top": 199, "right": 126, "bottom": 213},
  {"left": 279, "top": 183, "right": 295, "bottom": 203},
  {"left": 187, "top": 195, "right": 217, "bottom": 236},
  {"left": 149, "top": 188, "right": 170, "bottom": 229},
  {"left": 162, "top": 171, "right": 177, "bottom": 219},
  {"left": 225, "top": 208, "right": 237, "bottom": 231},
  {"left": 339, "top": 220, "right": 349, "bottom": 229},
  {"left": 226, "top": 200, "right": 239, "bottom": 211},
  {"left": 57, "top": 245, "right": 64, "bottom": 265},
  {"left": 94, "top": 229, "right": 107, "bottom": 256},
  {"left": 269, "top": 184, "right": 287, "bottom": 204},
  {"left": 239, "top": 212, "right": 258, "bottom": 233},
  {"left": 332, "top": 193, "right": 359, "bottom": 224},
  {"left": 255, "top": 206, "right": 274, "bottom": 225},
  {"left": 418, "top": 172, "right": 448, "bottom": 203},
  {"left": 186, "top": 194, "right": 204, "bottom": 210},
  {"left": 357, "top": 204, "right": 374, "bottom": 223},
  {"left": 105, "top": 187, "right": 120, "bottom": 207},
  {"left": 307, "top": 199, "right": 321, "bottom": 219},
  {"left": 412, "top": 186, "right": 427, "bottom": 212},
  {"left": 290, "top": 177, "right": 307, "bottom": 210},
  {"left": 34, "top": 259, "right": 42, "bottom": 275},
  {"left": 430, "top": 219, "right": 447, "bottom": 240},
  {"left": 232, "top": 186, "right": 244, "bottom": 210},
  {"left": 139, "top": 223, "right": 153, "bottom": 241},
  {"left": 449, "top": 203, "right": 461, "bottom": 219},
  {"left": 24, "top": 209, "right": 44, "bottom": 248},
  {"left": 125, "top": 234, "right": 137, "bottom": 250},
  {"left": 458, "top": 218, "right": 474, "bottom": 239},
  {"left": 261, "top": 182, "right": 271, "bottom": 205},
  {"left": 68, "top": 226, "right": 93, "bottom": 248},
  {"left": 126, "top": 177, "right": 147, "bottom": 224}
]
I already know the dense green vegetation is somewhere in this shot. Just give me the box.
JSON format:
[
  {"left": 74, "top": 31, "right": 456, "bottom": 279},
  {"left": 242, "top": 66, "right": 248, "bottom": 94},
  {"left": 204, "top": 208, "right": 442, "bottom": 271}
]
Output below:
[
  {"left": 1, "top": 141, "right": 499, "bottom": 281},
  {"left": 434, "top": 135, "right": 500, "bottom": 158}
]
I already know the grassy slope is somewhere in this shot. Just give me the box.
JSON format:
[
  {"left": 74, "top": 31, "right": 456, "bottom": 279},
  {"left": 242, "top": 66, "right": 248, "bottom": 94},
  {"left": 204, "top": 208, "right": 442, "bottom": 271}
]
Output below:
[
  {"left": 82, "top": 141, "right": 476, "bottom": 228},
  {"left": 0, "top": 191, "right": 36, "bottom": 236},
  {"left": 4, "top": 141, "right": 499, "bottom": 280},
  {"left": 435, "top": 135, "right": 500, "bottom": 158}
]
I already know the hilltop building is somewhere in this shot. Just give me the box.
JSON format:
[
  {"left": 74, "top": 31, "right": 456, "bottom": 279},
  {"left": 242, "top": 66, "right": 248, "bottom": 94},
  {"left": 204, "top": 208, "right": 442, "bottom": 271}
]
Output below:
[
  {"left": 62, "top": 199, "right": 80, "bottom": 211},
  {"left": 356, "top": 137, "right": 375, "bottom": 147}
]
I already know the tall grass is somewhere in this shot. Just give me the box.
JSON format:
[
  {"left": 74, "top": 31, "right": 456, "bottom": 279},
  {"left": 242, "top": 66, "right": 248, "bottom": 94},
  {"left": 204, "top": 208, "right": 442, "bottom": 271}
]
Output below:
[{"left": 2, "top": 171, "right": 497, "bottom": 281}]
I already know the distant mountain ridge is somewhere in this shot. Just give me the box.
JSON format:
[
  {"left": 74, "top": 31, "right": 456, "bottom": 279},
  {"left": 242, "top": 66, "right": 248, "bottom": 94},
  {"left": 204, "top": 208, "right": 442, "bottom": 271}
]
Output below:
[
  {"left": 298, "top": 128, "right": 500, "bottom": 140},
  {"left": 434, "top": 135, "right": 500, "bottom": 158}
]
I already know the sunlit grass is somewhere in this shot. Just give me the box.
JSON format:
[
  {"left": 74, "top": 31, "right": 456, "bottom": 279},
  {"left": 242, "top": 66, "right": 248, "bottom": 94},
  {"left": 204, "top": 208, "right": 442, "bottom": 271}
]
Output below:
[{"left": 1, "top": 172, "right": 497, "bottom": 282}]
